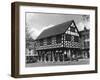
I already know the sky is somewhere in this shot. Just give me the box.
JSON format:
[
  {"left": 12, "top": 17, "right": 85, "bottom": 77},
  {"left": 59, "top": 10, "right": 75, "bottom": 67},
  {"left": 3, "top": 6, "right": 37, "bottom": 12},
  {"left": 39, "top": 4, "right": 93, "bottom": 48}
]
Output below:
[{"left": 25, "top": 12, "right": 90, "bottom": 39}]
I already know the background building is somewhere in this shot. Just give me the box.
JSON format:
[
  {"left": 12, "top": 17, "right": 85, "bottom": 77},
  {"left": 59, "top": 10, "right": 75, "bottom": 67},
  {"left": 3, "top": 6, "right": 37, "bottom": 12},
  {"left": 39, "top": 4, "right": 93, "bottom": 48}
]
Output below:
[{"left": 80, "top": 27, "right": 90, "bottom": 58}]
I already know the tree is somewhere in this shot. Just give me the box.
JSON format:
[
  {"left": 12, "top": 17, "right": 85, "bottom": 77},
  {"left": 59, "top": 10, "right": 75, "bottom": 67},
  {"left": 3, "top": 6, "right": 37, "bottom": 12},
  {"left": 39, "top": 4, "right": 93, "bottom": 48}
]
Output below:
[{"left": 26, "top": 24, "right": 31, "bottom": 40}]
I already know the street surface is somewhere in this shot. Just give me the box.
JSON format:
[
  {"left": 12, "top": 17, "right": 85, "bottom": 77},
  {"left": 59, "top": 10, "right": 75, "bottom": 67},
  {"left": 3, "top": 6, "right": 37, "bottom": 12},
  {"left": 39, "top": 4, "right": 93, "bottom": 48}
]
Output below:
[{"left": 26, "top": 58, "right": 89, "bottom": 67}]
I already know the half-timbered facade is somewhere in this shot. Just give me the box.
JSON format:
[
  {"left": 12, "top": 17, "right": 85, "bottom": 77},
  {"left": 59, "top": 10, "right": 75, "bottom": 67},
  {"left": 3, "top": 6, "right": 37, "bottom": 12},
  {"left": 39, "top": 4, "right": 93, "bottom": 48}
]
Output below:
[{"left": 35, "top": 20, "right": 81, "bottom": 62}]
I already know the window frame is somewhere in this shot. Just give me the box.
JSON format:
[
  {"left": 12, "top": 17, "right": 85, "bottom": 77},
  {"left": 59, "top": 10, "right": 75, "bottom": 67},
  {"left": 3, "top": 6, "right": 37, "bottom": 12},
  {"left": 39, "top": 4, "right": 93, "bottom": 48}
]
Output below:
[
  {"left": 56, "top": 35, "right": 62, "bottom": 44},
  {"left": 47, "top": 37, "right": 52, "bottom": 45},
  {"left": 39, "top": 39, "right": 44, "bottom": 46},
  {"left": 74, "top": 36, "right": 79, "bottom": 42},
  {"left": 65, "top": 34, "right": 71, "bottom": 41}
]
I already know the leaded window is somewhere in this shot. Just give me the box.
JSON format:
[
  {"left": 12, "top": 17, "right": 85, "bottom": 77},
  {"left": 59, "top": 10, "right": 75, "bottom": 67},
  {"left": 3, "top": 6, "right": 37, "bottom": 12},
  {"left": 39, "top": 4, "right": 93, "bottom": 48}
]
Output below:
[
  {"left": 40, "top": 39, "right": 43, "bottom": 46},
  {"left": 56, "top": 35, "right": 62, "bottom": 44},
  {"left": 47, "top": 37, "right": 52, "bottom": 45},
  {"left": 70, "top": 27, "right": 75, "bottom": 32},
  {"left": 65, "top": 34, "right": 71, "bottom": 41},
  {"left": 74, "top": 36, "right": 79, "bottom": 42}
]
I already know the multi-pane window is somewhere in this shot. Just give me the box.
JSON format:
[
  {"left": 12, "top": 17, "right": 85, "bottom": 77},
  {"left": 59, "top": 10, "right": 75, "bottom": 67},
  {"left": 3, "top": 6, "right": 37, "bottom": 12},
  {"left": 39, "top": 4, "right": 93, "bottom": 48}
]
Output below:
[
  {"left": 84, "top": 33, "right": 89, "bottom": 40},
  {"left": 86, "top": 34, "right": 89, "bottom": 39},
  {"left": 84, "top": 42, "right": 86, "bottom": 48},
  {"left": 47, "top": 37, "right": 52, "bottom": 45},
  {"left": 70, "top": 27, "right": 75, "bottom": 32},
  {"left": 40, "top": 39, "right": 43, "bottom": 46},
  {"left": 84, "top": 42, "right": 89, "bottom": 48},
  {"left": 65, "top": 34, "right": 71, "bottom": 41},
  {"left": 56, "top": 35, "right": 62, "bottom": 44},
  {"left": 74, "top": 36, "right": 79, "bottom": 42},
  {"left": 87, "top": 41, "right": 89, "bottom": 48}
]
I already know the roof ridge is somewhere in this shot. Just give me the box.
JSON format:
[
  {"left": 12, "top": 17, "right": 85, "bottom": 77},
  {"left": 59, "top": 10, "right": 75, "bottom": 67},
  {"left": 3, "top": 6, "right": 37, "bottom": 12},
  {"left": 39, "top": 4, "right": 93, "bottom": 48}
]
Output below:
[
  {"left": 44, "top": 20, "right": 73, "bottom": 31},
  {"left": 36, "top": 20, "right": 74, "bottom": 40}
]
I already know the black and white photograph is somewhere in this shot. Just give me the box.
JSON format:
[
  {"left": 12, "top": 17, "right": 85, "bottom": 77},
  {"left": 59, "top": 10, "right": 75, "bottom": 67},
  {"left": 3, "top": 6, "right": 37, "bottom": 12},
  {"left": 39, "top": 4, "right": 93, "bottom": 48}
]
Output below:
[
  {"left": 11, "top": 2, "right": 97, "bottom": 77},
  {"left": 25, "top": 13, "right": 90, "bottom": 67}
]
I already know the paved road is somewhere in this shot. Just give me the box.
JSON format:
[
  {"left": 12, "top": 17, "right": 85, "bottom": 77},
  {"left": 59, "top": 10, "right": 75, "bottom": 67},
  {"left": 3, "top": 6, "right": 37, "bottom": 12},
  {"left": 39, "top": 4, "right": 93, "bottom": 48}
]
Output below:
[{"left": 26, "top": 58, "right": 90, "bottom": 67}]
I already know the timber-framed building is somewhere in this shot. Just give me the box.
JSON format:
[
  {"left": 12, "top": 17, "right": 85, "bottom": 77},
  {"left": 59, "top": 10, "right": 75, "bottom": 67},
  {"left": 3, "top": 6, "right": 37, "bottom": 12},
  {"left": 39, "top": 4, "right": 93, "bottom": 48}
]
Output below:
[{"left": 35, "top": 20, "right": 81, "bottom": 62}]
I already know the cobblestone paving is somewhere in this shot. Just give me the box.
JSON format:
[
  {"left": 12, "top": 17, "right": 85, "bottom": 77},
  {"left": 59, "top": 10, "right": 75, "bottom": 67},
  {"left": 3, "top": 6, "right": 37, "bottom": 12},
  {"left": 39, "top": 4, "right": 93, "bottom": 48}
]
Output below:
[{"left": 26, "top": 58, "right": 89, "bottom": 67}]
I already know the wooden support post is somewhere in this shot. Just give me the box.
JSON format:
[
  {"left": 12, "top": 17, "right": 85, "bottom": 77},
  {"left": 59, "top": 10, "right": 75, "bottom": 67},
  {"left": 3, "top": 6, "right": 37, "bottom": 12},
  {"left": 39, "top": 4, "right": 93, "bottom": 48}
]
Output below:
[
  {"left": 52, "top": 50, "right": 54, "bottom": 62},
  {"left": 44, "top": 51, "right": 47, "bottom": 63}
]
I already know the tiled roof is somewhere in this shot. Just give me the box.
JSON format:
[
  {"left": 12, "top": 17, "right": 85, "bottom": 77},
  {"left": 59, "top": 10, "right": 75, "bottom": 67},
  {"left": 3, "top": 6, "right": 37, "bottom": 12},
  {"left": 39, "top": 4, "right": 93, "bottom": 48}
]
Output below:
[{"left": 36, "top": 20, "right": 74, "bottom": 40}]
